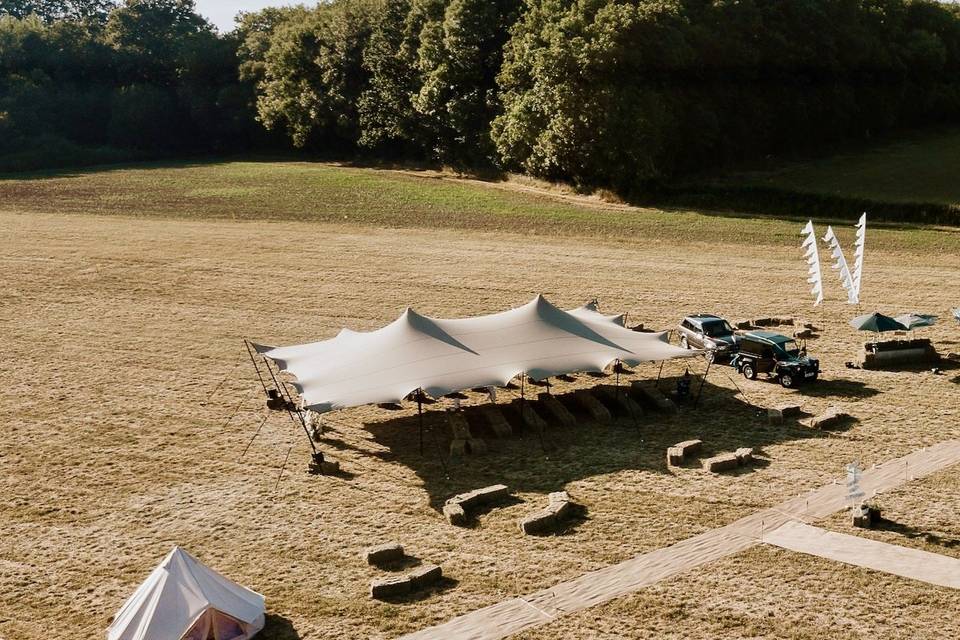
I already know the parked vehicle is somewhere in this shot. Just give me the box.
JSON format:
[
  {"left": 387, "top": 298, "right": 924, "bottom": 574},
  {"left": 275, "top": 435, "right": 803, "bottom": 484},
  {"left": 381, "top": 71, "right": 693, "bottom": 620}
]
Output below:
[
  {"left": 730, "top": 331, "right": 820, "bottom": 388},
  {"left": 677, "top": 314, "right": 740, "bottom": 363}
]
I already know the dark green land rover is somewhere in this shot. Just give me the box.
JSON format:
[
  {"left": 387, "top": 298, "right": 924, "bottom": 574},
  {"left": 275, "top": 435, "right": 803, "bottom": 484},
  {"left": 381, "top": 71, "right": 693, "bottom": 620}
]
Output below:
[{"left": 730, "top": 331, "right": 820, "bottom": 388}]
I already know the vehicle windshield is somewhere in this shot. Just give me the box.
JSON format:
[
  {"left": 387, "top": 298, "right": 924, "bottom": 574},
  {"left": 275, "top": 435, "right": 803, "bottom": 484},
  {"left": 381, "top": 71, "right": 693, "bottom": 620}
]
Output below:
[
  {"left": 702, "top": 320, "right": 734, "bottom": 338},
  {"left": 774, "top": 340, "right": 801, "bottom": 358}
]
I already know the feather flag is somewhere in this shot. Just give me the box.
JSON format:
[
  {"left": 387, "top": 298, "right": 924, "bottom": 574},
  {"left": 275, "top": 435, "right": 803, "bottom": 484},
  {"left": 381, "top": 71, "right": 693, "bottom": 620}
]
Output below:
[
  {"left": 800, "top": 220, "right": 824, "bottom": 306},
  {"left": 852, "top": 212, "right": 866, "bottom": 301},
  {"left": 823, "top": 225, "right": 858, "bottom": 304}
]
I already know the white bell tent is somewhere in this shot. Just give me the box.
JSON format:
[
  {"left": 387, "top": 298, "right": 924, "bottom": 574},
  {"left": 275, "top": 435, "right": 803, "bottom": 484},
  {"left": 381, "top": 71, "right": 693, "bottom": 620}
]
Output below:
[
  {"left": 107, "top": 547, "right": 265, "bottom": 640},
  {"left": 253, "top": 295, "right": 699, "bottom": 414}
]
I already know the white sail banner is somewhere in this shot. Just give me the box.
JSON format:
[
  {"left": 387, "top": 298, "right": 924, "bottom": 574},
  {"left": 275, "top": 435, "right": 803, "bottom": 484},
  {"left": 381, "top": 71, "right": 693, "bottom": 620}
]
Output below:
[
  {"left": 823, "top": 225, "right": 858, "bottom": 304},
  {"left": 852, "top": 213, "right": 866, "bottom": 301},
  {"left": 800, "top": 220, "right": 824, "bottom": 306}
]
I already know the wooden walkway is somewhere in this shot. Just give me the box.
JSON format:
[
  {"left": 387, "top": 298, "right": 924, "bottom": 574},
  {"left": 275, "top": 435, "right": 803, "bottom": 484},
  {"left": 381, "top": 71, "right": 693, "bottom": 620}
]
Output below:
[
  {"left": 401, "top": 440, "right": 960, "bottom": 640},
  {"left": 764, "top": 520, "right": 960, "bottom": 590}
]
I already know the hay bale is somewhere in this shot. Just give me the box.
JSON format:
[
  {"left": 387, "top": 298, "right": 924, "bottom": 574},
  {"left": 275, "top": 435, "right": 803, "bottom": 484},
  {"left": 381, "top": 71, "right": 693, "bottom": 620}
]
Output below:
[
  {"left": 808, "top": 407, "right": 851, "bottom": 430},
  {"left": 768, "top": 403, "right": 802, "bottom": 423},
  {"left": 442, "top": 502, "right": 466, "bottom": 526},
  {"left": 449, "top": 438, "right": 467, "bottom": 457},
  {"left": 752, "top": 317, "right": 773, "bottom": 327},
  {"left": 573, "top": 390, "right": 612, "bottom": 423},
  {"left": 408, "top": 564, "right": 442, "bottom": 589},
  {"left": 479, "top": 404, "right": 512, "bottom": 437},
  {"left": 734, "top": 319, "right": 753, "bottom": 330},
  {"left": 606, "top": 389, "right": 644, "bottom": 418},
  {"left": 520, "top": 511, "right": 555, "bottom": 535},
  {"left": 443, "top": 484, "right": 509, "bottom": 527},
  {"left": 630, "top": 381, "right": 678, "bottom": 414},
  {"left": 735, "top": 447, "right": 754, "bottom": 465},
  {"left": 537, "top": 393, "right": 577, "bottom": 427},
  {"left": 702, "top": 453, "right": 740, "bottom": 473},
  {"left": 666, "top": 446, "right": 685, "bottom": 467},
  {"left": 364, "top": 543, "right": 404, "bottom": 566},
  {"left": 370, "top": 575, "right": 412, "bottom": 600},
  {"left": 447, "top": 411, "right": 472, "bottom": 440},
  {"left": 520, "top": 491, "right": 576, "bottom": 535},
  {"left": 548, "top": 490, "right": 570, "bottom": 505},
  {"left": 467, "top": 438, "right": 488, "bottom": 454},
  {"left": 471, "top": 484, "right": 509, "bottom": 505},
  {"left": 795, "top": 328, "right": 813, "bottom": 339},
  {"left": 520, "top": 402, "right": 548, "bottom": 429},
  {"left": 675, "top": 439, "right": 702, "bottom": 456}
]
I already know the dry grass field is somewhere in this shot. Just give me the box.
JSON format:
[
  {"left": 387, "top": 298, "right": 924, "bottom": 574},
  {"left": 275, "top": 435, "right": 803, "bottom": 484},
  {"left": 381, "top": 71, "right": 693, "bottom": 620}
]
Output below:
[{"left": 2, "top": 161, "right": 959, "bottom": 639}]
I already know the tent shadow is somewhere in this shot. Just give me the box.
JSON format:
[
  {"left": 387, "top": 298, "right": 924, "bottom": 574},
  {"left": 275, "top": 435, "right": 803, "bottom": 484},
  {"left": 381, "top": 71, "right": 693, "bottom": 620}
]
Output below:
[
  {"left": 347, "top": 373, "right": 832, "bottom": 512},
  {"left": 262, "top": 612, "right": 302, "bottom": 640}
]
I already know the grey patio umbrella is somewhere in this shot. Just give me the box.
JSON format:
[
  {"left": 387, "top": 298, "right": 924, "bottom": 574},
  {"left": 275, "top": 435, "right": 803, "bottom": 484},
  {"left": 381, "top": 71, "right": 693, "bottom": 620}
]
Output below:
[
  {"left": 894, "top": 313, "right": 938, "bottom": 330},
  {"left": 849, "top": 312, "right": 908, "bottom": 333}
]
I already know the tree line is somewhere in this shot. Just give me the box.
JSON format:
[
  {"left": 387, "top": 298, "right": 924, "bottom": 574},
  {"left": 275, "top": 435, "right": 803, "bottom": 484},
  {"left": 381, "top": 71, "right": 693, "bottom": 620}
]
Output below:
[{"left": 3, "top": 0, "right": 960, "bottom": 192}]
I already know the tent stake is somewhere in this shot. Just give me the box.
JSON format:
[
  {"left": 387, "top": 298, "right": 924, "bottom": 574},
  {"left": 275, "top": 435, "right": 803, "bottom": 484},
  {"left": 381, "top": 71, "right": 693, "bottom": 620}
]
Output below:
[{"left": 694, "top": 355, "right": 712, "bottom": 408}]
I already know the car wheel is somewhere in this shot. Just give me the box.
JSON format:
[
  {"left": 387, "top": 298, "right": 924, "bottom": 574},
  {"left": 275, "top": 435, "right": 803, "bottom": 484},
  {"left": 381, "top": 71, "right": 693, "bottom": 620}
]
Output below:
[
  {"left": 780, "top": 373, "right": 795, "bottom": 388},
  {"left": 680, "top": 335, "right": 689, "bottom": 349},
  {"left": 742, "top": 363, "right": 756, "bottom": 380}
]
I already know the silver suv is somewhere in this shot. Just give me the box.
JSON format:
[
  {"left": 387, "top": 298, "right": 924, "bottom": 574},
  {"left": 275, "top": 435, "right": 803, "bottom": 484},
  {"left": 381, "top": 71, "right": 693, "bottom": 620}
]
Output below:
[{"left": 677, "top": 314, "right": 739, "bottom": 363}]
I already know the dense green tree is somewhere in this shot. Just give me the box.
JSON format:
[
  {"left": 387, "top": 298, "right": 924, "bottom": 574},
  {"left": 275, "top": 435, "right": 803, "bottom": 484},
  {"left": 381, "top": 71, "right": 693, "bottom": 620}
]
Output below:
[
  {"left": 414, "top": 0, "right": 521, "bottom": 165},
  {"left": 0, "top": 1, "right": 115, "bottom": 23},
  {"left": 358, "top": 0, "right": 427, "bottom": 156},
  {"left": 244, "top": 0, "right": 377, "bottom": 149}
]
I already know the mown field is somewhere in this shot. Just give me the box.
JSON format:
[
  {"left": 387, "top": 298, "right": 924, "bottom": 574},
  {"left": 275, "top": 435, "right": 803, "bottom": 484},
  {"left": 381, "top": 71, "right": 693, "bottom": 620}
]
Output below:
[
  {"left": 1, "top": 161, "right": 959, "bottom": 640},
  {"left": 716, "top": 127, "right": 960, "bottom": 206}
]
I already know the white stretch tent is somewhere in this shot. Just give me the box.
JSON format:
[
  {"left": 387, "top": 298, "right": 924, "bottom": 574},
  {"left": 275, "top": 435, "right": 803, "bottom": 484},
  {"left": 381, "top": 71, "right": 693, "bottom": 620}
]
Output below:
[
  {"left": 254, "top": 295, "right": 699, "bottom": 414},
  {"left": 107, "top": 547, "right": 265, "bottom": 640}
]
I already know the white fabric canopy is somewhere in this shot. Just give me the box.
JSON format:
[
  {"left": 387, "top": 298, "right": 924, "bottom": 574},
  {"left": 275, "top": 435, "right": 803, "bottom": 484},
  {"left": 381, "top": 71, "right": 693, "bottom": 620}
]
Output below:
[
  {"left": 107, "top": 547, "right": 265, "bottom": 640},
  {"left": 254, "top": 295, "right": 699, "bottom": 414}
]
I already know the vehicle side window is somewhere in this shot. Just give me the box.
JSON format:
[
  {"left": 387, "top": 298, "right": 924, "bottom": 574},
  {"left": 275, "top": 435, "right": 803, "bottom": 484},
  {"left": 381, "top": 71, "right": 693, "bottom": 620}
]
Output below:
[{"left": 682, "top": 320, "right": 693, "bottom": 331}]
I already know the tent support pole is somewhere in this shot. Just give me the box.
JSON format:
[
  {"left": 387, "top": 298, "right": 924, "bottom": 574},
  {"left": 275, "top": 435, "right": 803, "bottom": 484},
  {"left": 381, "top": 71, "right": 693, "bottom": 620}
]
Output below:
[
  {"left": 263, "top": 353, "right": 318, "bottom": 457},
  {"left": 694, "top": 356, "right": 712, "bottom": 408},
  {"left": 655, "top": 360, "right": 665, "bottom": 389},
  {"left": 520, "top": 373, "right": 526, "bottom": 429},
  {"left": 615, "top": 359, "right": 621, "bottom": 397},
  {"left": 244, "top": 339, "right": 270, "bottom": 398},
  {"left": 417, "top": 389, "right": 424, "bottom": 456}
]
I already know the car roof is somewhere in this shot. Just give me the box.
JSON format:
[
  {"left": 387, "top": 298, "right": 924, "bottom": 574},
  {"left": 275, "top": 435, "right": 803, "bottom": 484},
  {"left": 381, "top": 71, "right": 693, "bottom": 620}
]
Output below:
[
  {"left": 744, "top": 330, "right": 793, "bottom": 344},
  {"left": 684, "top": 314, "right": 725, "bottom": 323}
]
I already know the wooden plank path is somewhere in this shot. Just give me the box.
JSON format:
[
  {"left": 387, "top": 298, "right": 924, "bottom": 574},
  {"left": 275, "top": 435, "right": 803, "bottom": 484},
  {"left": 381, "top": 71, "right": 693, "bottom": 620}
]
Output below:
[
  {"left": 400, "top": 440, "right": 960, "bottom": 640},
  {"left": 764, "top": 521, "right": 960, "bottom": 590}
]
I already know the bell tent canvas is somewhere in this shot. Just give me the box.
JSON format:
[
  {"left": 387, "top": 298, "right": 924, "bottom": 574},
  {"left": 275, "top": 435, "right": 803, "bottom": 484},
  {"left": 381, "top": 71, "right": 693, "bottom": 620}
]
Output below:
[{"left": 107, "top": 546, "right": 265, "bottom": 640}]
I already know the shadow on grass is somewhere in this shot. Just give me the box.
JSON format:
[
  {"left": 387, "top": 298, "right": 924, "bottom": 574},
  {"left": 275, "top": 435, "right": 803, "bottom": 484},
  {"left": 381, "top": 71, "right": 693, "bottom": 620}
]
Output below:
[
  {"left": 344, "top": 373, "right": 834, "bottom": 512},
  {"left": 262, "top": 612, "right": 302, "bottom": 640},
  {"left": 875, "top": 518, "right": 960, "bottom": 549},
  {"left": 796, "top": 378, "right": 880, "bottom": 400},
  {"left": 374, "top": 576, "right": 461, "bottom": 604}
]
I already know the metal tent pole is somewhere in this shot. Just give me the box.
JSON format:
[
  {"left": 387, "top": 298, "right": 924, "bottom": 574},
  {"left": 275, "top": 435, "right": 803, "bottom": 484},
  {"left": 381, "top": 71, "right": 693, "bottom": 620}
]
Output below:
[
  {"left": 417, "top": 389, "right": 424, "bottom": 456},
  {"left": 694, "top": 355, "right": 713, "bottom": 408},
  {"left": 244, "top": 339, "right": 270, "bottom": 398}
]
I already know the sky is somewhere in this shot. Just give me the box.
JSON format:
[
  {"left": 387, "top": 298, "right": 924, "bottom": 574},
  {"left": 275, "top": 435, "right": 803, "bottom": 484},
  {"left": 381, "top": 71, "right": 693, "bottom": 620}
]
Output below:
[{"left": 194, "top": 1, "right": 305, "bottom": 32}]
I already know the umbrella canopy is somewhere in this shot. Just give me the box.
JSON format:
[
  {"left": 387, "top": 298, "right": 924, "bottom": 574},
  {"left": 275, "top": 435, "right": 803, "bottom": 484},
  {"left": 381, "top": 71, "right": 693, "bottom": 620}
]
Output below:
[
  {"left": 894, "top": 313, "right": 938, "bottom": 330},
  {"left": 953, "top": 308, "right": 960, "bottom": 323},
  {"left": 849, "top": 312, "right": 908, "bottom": 333}
]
